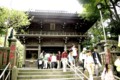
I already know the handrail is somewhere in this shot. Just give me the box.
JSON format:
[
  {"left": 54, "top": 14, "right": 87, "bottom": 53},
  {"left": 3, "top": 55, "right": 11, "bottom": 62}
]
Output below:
[
  {"left": 75, "top": 67, "right": 89, "bottom": 79},
  {"left": 114, "top": 75, "right": 120, "bottom": 80},
  {"left": 67, "top": 63, "right": 84, "bottom": 80},
  {"left": 0, "top": 62, "right": 11, "bottom": 80},
  {"left": 75, "top": 66, "right": 120, "bottom": 80},
  {"left": 67, "top": 62, "right": 120, "bottom": 80}
]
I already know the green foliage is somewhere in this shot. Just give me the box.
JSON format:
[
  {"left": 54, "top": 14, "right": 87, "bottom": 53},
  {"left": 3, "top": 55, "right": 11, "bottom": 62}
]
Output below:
[
  {"left": 78, "top": 0, "right": 98, "bottom": 20},
  {"left": 9, "top": 10, "right": 30, "bottom": 29},
  {"left": 78, "top": 0, "right": 120, "bottom": 45},
  {"left": 110, "top": 20, "right": 120, "bottom": 36},
  {"left": 16, "top": 40, "right": 25, "bottom": 67},
  {"left": 78, "top": 0, "right": 109, "bottom": 21},
  {"left": 0, "top": 7, "right": 30, "bottom": 34},
  {"left": 0, "top": 8, "right": 9, "bottom": 26},
  {"left": 90, "top": 23, "right": 104, "bottom": 41}
]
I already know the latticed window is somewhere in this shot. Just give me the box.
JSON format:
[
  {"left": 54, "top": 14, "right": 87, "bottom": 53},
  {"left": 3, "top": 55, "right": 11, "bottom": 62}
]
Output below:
[{"left": 50, "top": 23, "right": 55, "bottom": 30}]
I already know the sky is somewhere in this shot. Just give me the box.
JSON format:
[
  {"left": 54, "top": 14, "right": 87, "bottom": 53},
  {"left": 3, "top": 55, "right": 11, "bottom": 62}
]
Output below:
[{"left": 0, "top": 0, "right": 83, "bottom": 13}]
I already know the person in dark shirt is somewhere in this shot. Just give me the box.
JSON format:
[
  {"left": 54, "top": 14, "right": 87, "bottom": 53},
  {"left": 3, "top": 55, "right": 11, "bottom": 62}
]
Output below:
[
  {"left": 57, "top": 51, "right": 61, "bottom": 69},
  {"left": 61, "top": 50, "right": 68, "bottom": 72},
  {"left": 92, "top": 47, "right": 102, "bottom": 76}
]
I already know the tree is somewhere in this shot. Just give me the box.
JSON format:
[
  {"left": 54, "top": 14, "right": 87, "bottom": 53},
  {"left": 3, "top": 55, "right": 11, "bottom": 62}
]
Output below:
[
  {"left": 77, "top": 0, "right": 109, "bottom": 46},
  {"left": 78, "top": 0, "right": 105, "bottom": 20},
  {"left": 0, "top": 7, "right": 30, "bottom": 47},
  {"left": 78, "top": 0, "right": 120, "bottom": 45}
]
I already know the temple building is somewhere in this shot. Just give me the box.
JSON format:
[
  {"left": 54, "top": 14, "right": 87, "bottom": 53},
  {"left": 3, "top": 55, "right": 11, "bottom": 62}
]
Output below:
[{"left": 16, "top": 10, "right": 96, "bottom": 67}]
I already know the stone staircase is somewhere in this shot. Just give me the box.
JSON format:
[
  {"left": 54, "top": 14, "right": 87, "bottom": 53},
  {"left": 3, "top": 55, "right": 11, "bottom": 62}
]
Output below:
[{"left": 17, "top": 68, "right": 83, "bottom": 80}]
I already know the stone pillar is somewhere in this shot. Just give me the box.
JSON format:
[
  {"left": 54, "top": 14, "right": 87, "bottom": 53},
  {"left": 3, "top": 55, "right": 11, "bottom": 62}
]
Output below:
[
  {"left": 12, "top": 66, "right": 18, "bottom": 80},
  {"left": 8, "top": 39, "right": 16, "bottom": 67}
]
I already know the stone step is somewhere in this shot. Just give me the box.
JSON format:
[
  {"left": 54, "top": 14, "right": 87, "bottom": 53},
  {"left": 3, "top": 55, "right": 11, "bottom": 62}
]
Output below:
[
  {"left": 18, "top": 71, "right": 74, "bottom": 75},
  {"left": 17, "top": 68, "right": 84, "bottom": 80},
  {"left": 17, "top": 74, "right": 79, "bottom": 79},
  {"left": 17, "top": 77, "right": 82, "bottom": 80},
  {"left": 18, "top": 68, "right": 68, "bottom": 72}
]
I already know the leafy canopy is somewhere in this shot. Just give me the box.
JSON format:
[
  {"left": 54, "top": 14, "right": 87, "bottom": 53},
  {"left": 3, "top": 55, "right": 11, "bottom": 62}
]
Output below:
[
  {"left": 78, "top": 0, "right": 108, "bottom": 21},
  {"left": 0, "top": 7, "right": 30, "bottom": 34}
]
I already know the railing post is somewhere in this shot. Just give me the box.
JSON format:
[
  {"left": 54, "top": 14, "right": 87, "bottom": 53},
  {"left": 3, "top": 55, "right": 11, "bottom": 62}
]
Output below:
[
  {"left": 8, "top": 64, "right": 11, "bottom": 80},
  {"left": 2, "top": 74, "right": 4, "bottom": 80},
  {"left": 11, "top": 66, "right": 18, "bottom": 80}
]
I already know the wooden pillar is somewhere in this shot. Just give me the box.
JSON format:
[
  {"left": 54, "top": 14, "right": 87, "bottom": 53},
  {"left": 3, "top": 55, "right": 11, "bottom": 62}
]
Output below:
[
  {"left": 38, "top": 37, "right": 41, "bottom": 58},
  {"left": 64, "top": 37, "right": 68, "bottom": 51},
  {"left": 38, "top": 44, "right": 41, "bottom": 58},
  {"left": 78, "top": 44, "right": 81, "bottom": 60},
  {"left": 78, "top": 39, "right": 82, "bottom": 60},
  {"left": 64, "top": 44, "right": 67, "bottom": 51},
  {"left": 78, "top": 44, "right": 81, "bottom": 54}
]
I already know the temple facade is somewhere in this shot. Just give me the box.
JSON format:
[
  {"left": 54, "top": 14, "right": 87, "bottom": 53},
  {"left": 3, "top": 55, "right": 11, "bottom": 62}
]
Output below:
[{"left": 16, "top": 11, "right": 95, "bottom": 67}]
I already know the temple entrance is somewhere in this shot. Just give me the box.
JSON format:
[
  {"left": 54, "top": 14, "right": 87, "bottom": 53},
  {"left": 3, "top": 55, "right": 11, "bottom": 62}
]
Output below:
[
  {"left": 25, "top": 50, "right": 38, "bottom": 67},
  {"left": 26, "top": 50, "right": 38, "bottom": 59},
  {"left": 41, "top": 47, "right": 64, "bottom": 54}
]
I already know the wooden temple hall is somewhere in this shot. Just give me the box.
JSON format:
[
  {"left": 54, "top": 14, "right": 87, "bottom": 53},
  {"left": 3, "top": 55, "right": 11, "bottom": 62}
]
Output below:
[{"left": 16, "top": 10, "right": 95, "bottom": 66}]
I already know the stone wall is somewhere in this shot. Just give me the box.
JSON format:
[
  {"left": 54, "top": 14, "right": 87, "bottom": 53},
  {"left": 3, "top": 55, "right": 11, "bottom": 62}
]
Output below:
[{"left": 0, "top": 47, "right": 9, "bottom": 68}]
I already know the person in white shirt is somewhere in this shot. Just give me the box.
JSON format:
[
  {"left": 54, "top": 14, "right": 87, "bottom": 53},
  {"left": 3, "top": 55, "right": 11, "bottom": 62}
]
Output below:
[
  {"left": 68, "top": 51, "right": 74, "bottom": 70},
  {"left": 85, "top": 50, "right": 94, "bottom": 80},
  {"left": 51, "top": 53, "right": 57, "bottom": 69},
  {"left": 79, "top": 47, "right": 87, "bottom": 72},
  {"left": 44, "top": 53, "right": 50, "bottom": 69},
  {"left": 71, "top": 44, "right": 77, "bottom": 66},
  {"left": 114, "top": 56, "right": 120, "bottom": 77}
]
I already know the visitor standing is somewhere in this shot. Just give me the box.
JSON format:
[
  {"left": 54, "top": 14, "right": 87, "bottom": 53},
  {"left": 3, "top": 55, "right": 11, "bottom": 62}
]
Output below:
[
  {"left": 37, "top": 51, "right": 44, "bottom": 69},
  {"left": 68, "top": 51, "right": 74, "bottom": 70},
  {"left": 85, "top": 50, "right": 94, "bottom": 80},
  {"left": 61, "top": 50, "right": 68, "bottom": 72},
  {"left": 57, "top": 51, "right": 61, "bottom": 69},
  {"left": 51, "top": 53, "right": 57, "bottom": 69},
  {"left": 101, "top": 64, "right": 115, "bottom": 80},
  {"left": 48, "top": 54, "right": 52, "bottom": 69},
  {"left": 71, "top": 44, "right": 77, "bottom": 66},
  {"left": 79, "top": 47, "right": 87, "bottom": 72},
  {"left": 37, "top": 58, "right": 43, "bottom": 69},
  {"left": 92, "top": 47, "right": 102, "bottom": 76}
]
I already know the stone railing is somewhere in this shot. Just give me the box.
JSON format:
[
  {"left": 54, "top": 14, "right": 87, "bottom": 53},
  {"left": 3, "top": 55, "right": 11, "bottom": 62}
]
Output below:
[{"left": 28, "top": 31, "right": 81, "bottom": 36}]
